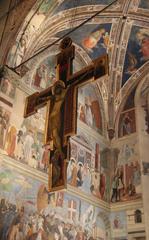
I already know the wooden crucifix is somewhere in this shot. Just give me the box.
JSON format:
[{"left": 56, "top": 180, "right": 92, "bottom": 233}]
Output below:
[{"left": 24, "top": 37, "right": 109, "bottom": 192}]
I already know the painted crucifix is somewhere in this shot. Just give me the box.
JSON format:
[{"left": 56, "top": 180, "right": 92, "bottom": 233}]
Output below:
[{"left": 24, "top": 37, "right": 108, "bottom": 192}]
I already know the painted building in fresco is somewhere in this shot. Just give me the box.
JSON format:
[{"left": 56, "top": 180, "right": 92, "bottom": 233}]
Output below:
[{"left": 0, "top": 0, "right": 149, "bottom": 239}]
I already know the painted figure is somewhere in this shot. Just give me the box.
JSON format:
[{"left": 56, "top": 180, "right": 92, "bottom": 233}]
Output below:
[
  {"left": 113, "top": 215, "right": 120, "bottom": 229},
  {"left": 100, "top": 173, "right": 106, "bottom": 199},
  {"left": 0, "top": 108, "right": 8, "bottom": 148},
  {"left": 82, "top": 28, "right": 106, "bottom": 51},
  {"left": 69, "top": 159, "right": 78, "bottom": 187},
  {"left": 41, "top": 145, "right": 50, "bottom": 171},
  {"left": 0, "top": 78, "right": 15, "bottom": 98},
  {"left": 15, "top": 130, "right": 24, "bottom": 161},
  {"left": 121, "top": 112, "right": 133, "bottom": 136},
  {"left": 5, "top": 126, "right": 17, "bottom": 157},
  {"left": 47, "top": 81, "right": 67, "bottom": 154},
  {"left": 117, "top": 176, "right": 124, "bottom": 201},
  {"left": 78, "top": 85, "right": 102, "bottom": 133},
  {"left": 84, "top": 97, "right": 93, "bottom": 127},
  {"left": 15, "top": 38, "right": 26, "bottom": 66},
  {"left": 23, "top": 130, "right": 34, "bottom": 163},
  {"left": 111, "top": 176, "right": 118, "bottom": 202},
  {"left": 123, "top": 26, "right": 149, "bottom": 85},
  {"left": 77, "top": 163, "right": 83, "bottom": 187},
  {"left": 34, "top": 64, "right": 48, "bottom": 89}
]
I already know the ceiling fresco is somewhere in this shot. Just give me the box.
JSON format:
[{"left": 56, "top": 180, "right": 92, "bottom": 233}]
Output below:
[
  {"left": 5, "top": 0, "right": 149, "bottom": 122},
  {"left": 56, "top": 23, "right": 112, "bottom": 60},
  {"left": 54, "top": 0, "right": 114, "bottom": 13},
  {"left": 122, "top": 25, "right": 149, "bottom": 86},
  {"left": 38, "top": 0, "right": 56, "bottom": 15}
]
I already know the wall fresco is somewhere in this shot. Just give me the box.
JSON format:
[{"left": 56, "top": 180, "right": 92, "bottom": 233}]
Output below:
[
  {"left": 142, "top": 162, "right": 149, "bottom": 176},
  {"left": 0, "top": 161, "right": 109, "bottom": 240},
  {"left": 0, "top": 82, "right": 47, "bottom": 172},
  {"left": 122, "top": 25, "right": 149, "bottom": 86},
  {"left": 118, "top": 108, "right": 136, "bottom": 138},
  {"left": 4, "top": 108, "right": 47, "bottom": 172},
  {"left": 0, "top": 104, "right": 11, "bottom": 150},
  {"left": 78, "top": 84, "right": 103, "bottom": 134},
  {"left": 110, "top": 211, "right": 127, "bottom": 239},
  {"left": 69, "top": 125, "right": 111, "bottom": 202},
  {"left": 32, "top": 55, "right": 56, "bottom": 90},
  {"left": 111, "top": 136, "right": 141, "bottom": 203},
  {"left": 0, "top": 77, "right": 16, "bottom": 100},
  {"left": 118, "top": 88, "right": 136, "bottom": 138},
  {"left": 0, "top": 80, "right": 105, "bottom": 202},
  {"left": 25, "top": 51, "right": 84, "bottom": 90}
]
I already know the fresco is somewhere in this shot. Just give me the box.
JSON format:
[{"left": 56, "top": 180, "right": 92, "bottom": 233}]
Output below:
[
  {"left": 68, "top": 126, "right": 111, "bottom": 202},
  {"left": 6, "top": 0, "right": 57, "bottom": 68},
  {"left": 139, "top": 0, "right": 149, "bottom": 9},
  {"left": 77, "top": 84, "right": 103, "bottom": 134},
  {"left": 7, "top": 38, "right": 27, "bottom": 68},
  {"left": 118, "top": 89, "right": 136, "bottom": 138},
  {"left": 0, "top": 79, "right": 110, "bottom": 203},
  {"left": 0, "top": 77, "right": 102, "bottom": 183},
  {"left": 55, "top": 0, "right": 114, "bottom": 13},
  {"left": 57, "top": 23, "right": 112, "bottom": 60},
  {"left": 0, "top": 82, "right": 47, "bottom": 172},
  {"left": 122, "top": 25, "right": 149, "bottom": 86},
  {"left": 118, "top": 108, "right": 136, "bottom": 138},
  {"left": 32, "top": 54, "right": 56, "bottom": 90},
  {"left": 0, "top": 104, "right": 11, "bottom": 149},
  {"left": 142, "top": 162, "right": 149, "bottom": 176},
  {"left": 110, "top": 211, "right": 127, "bottom": 239},
  {"left": 0, "top": 165, "right": 40, "bottom": 209},
  {"left": 27, "top": 51, "right": 84, "bottom": 90},
  {"left": 3, "top": 108, "right": 49, "bottom": 172},
  {"left": 38, "top": 0, "right": 56, "bottom": 15},
  {"left": 0, "top": 162, "right": 109, "bottom": 240},
  {"left": 0, "top": 77, "right": 16, "bottom": 99},
  {"left": 111, "top": 137, "right": 141, "bottom": 203}
]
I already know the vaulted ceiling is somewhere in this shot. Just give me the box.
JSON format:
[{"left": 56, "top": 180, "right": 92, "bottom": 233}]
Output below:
[{"left": 1, "top": 0, "right": 149, "bottom": 129}]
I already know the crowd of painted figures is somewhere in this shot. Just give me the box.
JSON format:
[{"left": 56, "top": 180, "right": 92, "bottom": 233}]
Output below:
[
  {"left": 0, "top": 198, "right": 97, "bottom": 240},
  {"left": 0, "top": 123, "right": 49, "bottom": 172},
  {"left": 67, "top": 158, "right": 106, "bottom": 200}
]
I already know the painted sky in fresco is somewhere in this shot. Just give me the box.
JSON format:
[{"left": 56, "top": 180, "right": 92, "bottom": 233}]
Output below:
[
  {"left": 139, "top": 0, "right": 149, "bottom": 9},
  {"left": 55, "top": 0, "right": 114, "bottom": 13},
  {"left": 122, "top": 25, "right": 149, "bottom": 86},
  {"left": 0, "top": 165, "right": 40, "bottom": 207},
  {"left": 57, "top": 23, "right": 112, "bottom": 60}
]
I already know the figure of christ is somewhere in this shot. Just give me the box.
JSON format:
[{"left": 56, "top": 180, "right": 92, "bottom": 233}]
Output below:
[
  {"left": 36, "top": 80, "right": 68, "bottom": 189},
  {"left": 47, "top": 80, "right": 67, "bottom": 155}
]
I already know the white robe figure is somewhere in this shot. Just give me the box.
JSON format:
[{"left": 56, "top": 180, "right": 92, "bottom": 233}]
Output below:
[{"left": 23, "top": 133, "right": 34, "bottom": 163}]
